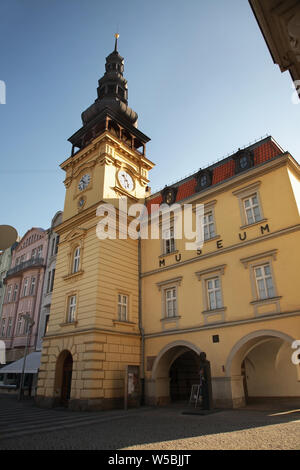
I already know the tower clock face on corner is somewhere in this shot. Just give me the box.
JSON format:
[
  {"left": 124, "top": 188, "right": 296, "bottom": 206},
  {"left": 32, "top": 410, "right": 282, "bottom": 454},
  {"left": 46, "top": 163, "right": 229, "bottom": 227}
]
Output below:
[
  {"left": 78, "top": 173, "right": 90, "bottom": 191},
  {"left": 118, "top": 170, "right": 134, "bottom": 192}
]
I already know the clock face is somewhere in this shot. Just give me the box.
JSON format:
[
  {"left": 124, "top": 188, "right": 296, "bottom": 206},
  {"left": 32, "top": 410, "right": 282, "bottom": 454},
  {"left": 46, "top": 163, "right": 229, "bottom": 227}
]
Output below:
[
  {"left": 78, "top": 174, "right": 90, "bottom": 191},
  {"left": 118, "top": 170, "right": 134, "bottom": 192},
  {"left": 165, "top": 191, "right": 173, "bottom": 204}
]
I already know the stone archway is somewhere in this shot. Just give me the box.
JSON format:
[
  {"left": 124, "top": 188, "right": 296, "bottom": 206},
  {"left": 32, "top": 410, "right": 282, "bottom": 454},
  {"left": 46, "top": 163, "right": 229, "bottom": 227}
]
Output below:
[
  {"left": 54, "top": 350, "right": 73, "bottom": 407},
  {"left": 150, "top": 341, "right": 202, "bottom": 406},
  {"left": 224, "top": 330, "right": 299, "bottom": 407}
]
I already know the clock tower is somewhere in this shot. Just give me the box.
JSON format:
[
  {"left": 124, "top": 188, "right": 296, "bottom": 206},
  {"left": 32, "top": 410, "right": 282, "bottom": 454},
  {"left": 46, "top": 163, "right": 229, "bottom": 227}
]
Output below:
[{"left": 36, "top": 36, "right": 154, "bottom": 410}]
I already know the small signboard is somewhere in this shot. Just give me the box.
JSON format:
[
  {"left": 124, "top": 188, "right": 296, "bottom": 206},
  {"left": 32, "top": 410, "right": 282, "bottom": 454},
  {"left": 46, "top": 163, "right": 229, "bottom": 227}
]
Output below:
[{"left": 124, "top": 365, "right": 140, "bottom": 410}]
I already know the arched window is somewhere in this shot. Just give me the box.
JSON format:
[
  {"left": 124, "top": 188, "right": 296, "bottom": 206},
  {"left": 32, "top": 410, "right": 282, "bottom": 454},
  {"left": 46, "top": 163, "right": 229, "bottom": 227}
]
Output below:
[{"left": 72, "top": 246, "right": 81, "bottom": 274}]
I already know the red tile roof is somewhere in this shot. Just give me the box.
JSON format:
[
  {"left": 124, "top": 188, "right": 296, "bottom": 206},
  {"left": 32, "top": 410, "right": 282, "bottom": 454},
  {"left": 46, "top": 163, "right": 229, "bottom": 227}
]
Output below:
[{"left": 146, "top": 137, "right": 283, "bottom": 213}]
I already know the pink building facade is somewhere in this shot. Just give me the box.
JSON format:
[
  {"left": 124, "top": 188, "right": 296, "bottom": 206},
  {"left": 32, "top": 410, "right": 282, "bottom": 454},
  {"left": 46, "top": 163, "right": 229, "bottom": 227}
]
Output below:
[{"left": 1, "top": 228, "right": 48, "bottom": 363}]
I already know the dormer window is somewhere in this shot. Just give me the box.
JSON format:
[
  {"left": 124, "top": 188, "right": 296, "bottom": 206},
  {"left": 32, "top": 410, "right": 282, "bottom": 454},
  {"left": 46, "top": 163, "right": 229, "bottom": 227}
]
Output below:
[
  {"left": 233, "top": 150, "right": 254, "bottom": 174},
  {"left": 195, "top": 169, "right": 212, "bottom": 192}
]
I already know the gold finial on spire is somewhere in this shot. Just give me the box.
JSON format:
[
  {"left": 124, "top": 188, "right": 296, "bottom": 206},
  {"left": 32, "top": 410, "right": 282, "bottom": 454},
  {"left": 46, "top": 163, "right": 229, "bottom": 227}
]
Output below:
[{"left": 114, "top": 33, "right": 119, "bottom": 52}]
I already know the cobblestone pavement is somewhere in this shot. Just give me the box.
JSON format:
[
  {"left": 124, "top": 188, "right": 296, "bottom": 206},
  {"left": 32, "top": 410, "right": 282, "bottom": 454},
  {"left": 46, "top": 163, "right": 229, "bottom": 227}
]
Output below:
[{"left": 0, "top": 395, "right": 299, "bottom": 450}]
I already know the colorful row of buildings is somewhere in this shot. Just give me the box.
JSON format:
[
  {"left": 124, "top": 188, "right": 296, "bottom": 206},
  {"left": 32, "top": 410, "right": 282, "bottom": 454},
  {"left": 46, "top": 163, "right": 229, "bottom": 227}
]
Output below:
[{"left": 0, "top": 212, "right": 62, "bottom": 391}]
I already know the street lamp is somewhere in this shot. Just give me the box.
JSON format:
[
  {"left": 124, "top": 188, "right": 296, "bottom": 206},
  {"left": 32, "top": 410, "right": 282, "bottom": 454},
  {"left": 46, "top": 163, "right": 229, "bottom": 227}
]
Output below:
[{"left": 18, "top": 313, "right": 35, "bottom": 401}]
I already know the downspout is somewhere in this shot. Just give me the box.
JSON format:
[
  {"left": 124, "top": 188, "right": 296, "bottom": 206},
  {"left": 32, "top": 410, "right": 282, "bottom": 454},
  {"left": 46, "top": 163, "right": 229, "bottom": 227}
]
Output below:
[{"left": 138, "top": 234, "right": 145, "bottom": 405}]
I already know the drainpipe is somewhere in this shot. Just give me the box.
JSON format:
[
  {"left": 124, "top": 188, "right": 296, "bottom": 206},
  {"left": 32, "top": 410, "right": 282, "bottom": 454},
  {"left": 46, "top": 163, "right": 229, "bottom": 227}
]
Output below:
[{"left": 138, "top": 235, "right": 145, "bottom": 405}]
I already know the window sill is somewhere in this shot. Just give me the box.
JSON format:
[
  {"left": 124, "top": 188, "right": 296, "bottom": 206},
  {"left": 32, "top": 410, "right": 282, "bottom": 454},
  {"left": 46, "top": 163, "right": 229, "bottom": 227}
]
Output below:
[
  {"left": 161, "top": 315, "right": 181, "bottom": 322},
  {"left": 240, "top": 218, "right": 267, "bottom": 230},
  {"left": 59, "top": 321, "right": 78, "bottom": 327},
  {"left": 159, "top": 250, "right": 179, "bottom": 259},
  {"left": 250, "top": 296, "right": 281, "bottom": 306},
  {"left": 202, "top": 307, "right": 227, "bottom": 315},
  {"left": 203, "top": 235, "right": 221, "bottom": 243},
  {"left": 63, "top": 270, "right": 84, "bottom": 281},
  {"left": 113, "top": 320, "right": 136, "bottom": 327}
]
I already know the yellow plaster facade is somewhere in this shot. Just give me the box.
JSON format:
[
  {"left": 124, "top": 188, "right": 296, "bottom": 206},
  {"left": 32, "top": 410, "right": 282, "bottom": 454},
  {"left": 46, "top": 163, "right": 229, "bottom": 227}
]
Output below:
[{"left": 36, "top": 45, "right": 300, "bottom": 411}]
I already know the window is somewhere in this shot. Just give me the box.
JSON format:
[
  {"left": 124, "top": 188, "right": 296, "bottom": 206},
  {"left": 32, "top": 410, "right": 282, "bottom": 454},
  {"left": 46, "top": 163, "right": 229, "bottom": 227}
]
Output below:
[
  {"left": 233, "top": 182, "right": 264, "bottom": 228},
  {"left": 118, "top": 294, "right": 128, "bottom": 321},
  {"left": 67, "top": 295, "right": 76, "bottom": 323},
  {"left": 163, "top": 227, "right": 175, "bottom": 254},
  {"left": 16, "top": 315, "right": 23, "bottom": 336},
  {"left": 254, "top": 263, "right": 275, "bottom": 300},
  {"left": 31, "top": 248, "right": 37, "bottom": 259},
  {"left": 55, "top": 236, "right": 60, "bottom": 254},
  {"left": 30, "top": 277, "right": 36, "bottom": 296},
  {"left": 37, "top": 245, "right": 43, "bottom": 258},
  {"left": 165, "top": 287, "right": 177, "bottom": 318},
  {"left": 206, "top": 277, "right": 223, "bottom": 310},
  {"left": 16, "top": 257, "right": 20, "bottom": 266},
  {"left": 1, "top": 319, "right": 5, "bottom": 337},
  {"left": 44, "top": 314, "right": 50, "bottom": 336},
  {"left": 6, "top": 318, "right": 12, "bottom": 337},
  {"left": 24, "top": 314, "right": 31, "bottom": 334},
  {"left": 12, "top": 284, "right": 18, "bottom": 302},
  {"left": 203, "top": 211, "right": 216, "bottom": 241},
  {"left": 72, "top": 247, "right": 81, "bottom": 273},
  {"left": 243, "top": 194, "right": 262, "bottom": 225},
  {"left": 6, "top": 285, "right": 12, "bottom": 302},
  {"left": 23, "top": 278, "right": 29, "bottom": 297},
  {"left": 47, "top": 269, "right": 55, "bottom": 293}
]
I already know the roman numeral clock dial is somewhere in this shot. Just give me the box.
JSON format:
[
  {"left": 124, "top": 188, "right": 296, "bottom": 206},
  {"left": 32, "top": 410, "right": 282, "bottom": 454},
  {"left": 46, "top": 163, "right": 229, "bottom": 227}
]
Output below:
[
  {"left": 78, "top": 173, "right": 90, "bottom": 191},
  {"left": 118, "top": 170, "right": 134, "bottom": 192}
]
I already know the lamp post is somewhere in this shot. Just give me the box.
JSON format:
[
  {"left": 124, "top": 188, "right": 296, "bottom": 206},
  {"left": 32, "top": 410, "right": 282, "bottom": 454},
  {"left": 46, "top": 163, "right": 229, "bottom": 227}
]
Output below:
[{"left": 18, "top": 313, "right": 35, "bottom": 401}]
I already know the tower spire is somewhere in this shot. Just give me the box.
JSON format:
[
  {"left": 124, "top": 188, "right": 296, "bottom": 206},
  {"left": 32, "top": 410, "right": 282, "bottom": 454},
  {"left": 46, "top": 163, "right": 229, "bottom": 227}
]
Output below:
[{"left": 114, "top": 33, "right": 119, "bottom": 52}]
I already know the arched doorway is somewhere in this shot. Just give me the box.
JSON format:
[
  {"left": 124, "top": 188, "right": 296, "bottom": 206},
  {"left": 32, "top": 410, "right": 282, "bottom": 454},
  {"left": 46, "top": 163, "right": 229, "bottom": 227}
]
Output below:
[
  {"left": 169, "top": 351, "right": 200, "bottom": 402},
  {"left": 226, "top": 330, "right": 300, "bottom": 407},
  {"left": 54, "top": 350, "right": 73, "bottom": 407},
  {"left": 151, "top": 341, "right": 201, "bottom": 405}
]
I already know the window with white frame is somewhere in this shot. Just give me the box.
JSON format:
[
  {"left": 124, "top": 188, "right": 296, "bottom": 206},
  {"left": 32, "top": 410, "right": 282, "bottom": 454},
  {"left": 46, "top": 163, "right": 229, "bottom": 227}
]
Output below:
[
  {"left": 30, "top": 277, "right": 36, "bottom": 296},
  {"left": 6, "top": 318, "right": 12, "bottom": 337},
  {"left": 72, "top": 247, "right": 81, "bottom": 273},
  {"left": 23, "top": 278, "right": 29, "bottom": 297},
  {"left": 254, "top": 263, "right": 275, "bottom": 300},
  {"left": 163, "top": 227, "right": 175, "bottom": 254},
  {"left": 243, "top": 194, "right": 262, "bottom": 225},
  {"left": 118, "top": 294, "right": 128, "bottom": 321},
  {"left": 206, "top": 277, "right": 223, "bottom": 310},
  {"left": 24, "top": 314, "right": 31, "bottom": 334},
  {"left": 165, "top": 287, "right": 177, "bottom": 318},
  {"left": 203, "top": 211, "right": 216, "bottom": 241},
  {"left": 47, "top": 269, "right": 55, "bottom": 293},
  {"left": 67, "top": 295, "right": 77, "bottom": 323}
]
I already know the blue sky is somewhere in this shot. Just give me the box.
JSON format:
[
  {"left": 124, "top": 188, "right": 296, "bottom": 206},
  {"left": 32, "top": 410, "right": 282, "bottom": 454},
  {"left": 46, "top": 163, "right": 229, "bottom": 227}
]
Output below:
[{"left": 1, "top": 0, "right": 299, "bottom": 238}]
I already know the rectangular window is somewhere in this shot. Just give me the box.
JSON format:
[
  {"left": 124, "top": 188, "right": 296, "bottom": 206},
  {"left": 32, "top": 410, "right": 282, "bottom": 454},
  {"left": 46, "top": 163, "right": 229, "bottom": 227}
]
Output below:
[
  {"left": 31, "top": 248, "right": 37, "bottom": 259},
  {"left": 203, "top": 211, "right": 216, "bottom": 241},
  {"left": 67, "top": 295, "right": 76, "bottom": 323},
  {"left": 165, "top": 287, "right": 177, "bottom": 318},
  {"left": 37, "top": 245, "right": 43, "bottom": 258},
  {"left": 118, "top": 294, "right": 128, "bottom": 321},
  {"left": 16, "top": 315, "right": 23, "bottom": 336},
  {"left": 30, "top": 277, "right": 36, "bottom": 296},
  {"left": 73, "top": 247, "right": 80, "bottom": 273},
  {"left": 206, "top": 277, "right": 223, "bottom": 310},
  {"left": 12, "top": 284, "right": 18, "bottom": 302},
  {"left": 6, "top": 285, "right": 12, "bottom": 302},
  {"left": 46, "top": 270, "right": 51, "bottom": 293},
  {"left": 23, "top": 278, "right": 29, "bottom": 297},
  {"left": 163, "top": 227, "right": 175, "bottom": 254},
  {"left": 55, "top": 235, "right": 60, "bottom": 255},
  {"left": 6, "top": 318, "right": 12, "bottom": 337},
  {"left": 24, "top": 314, "right": 31, "bottom": 334},
  {"left": 243, "top": 194, "right": 262, "bottom": 225},
  {"left": 50, "top": 269, "right": 55, "bottom": 292},
  {"left": 1, "top": 319, "right": 5, "bottom": 337},
  {"left": 51, "top": 238, "right": 56, "bottom": 257},
  {"left": 254, "top": 263, "right": 275, "bottom": 300}
]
